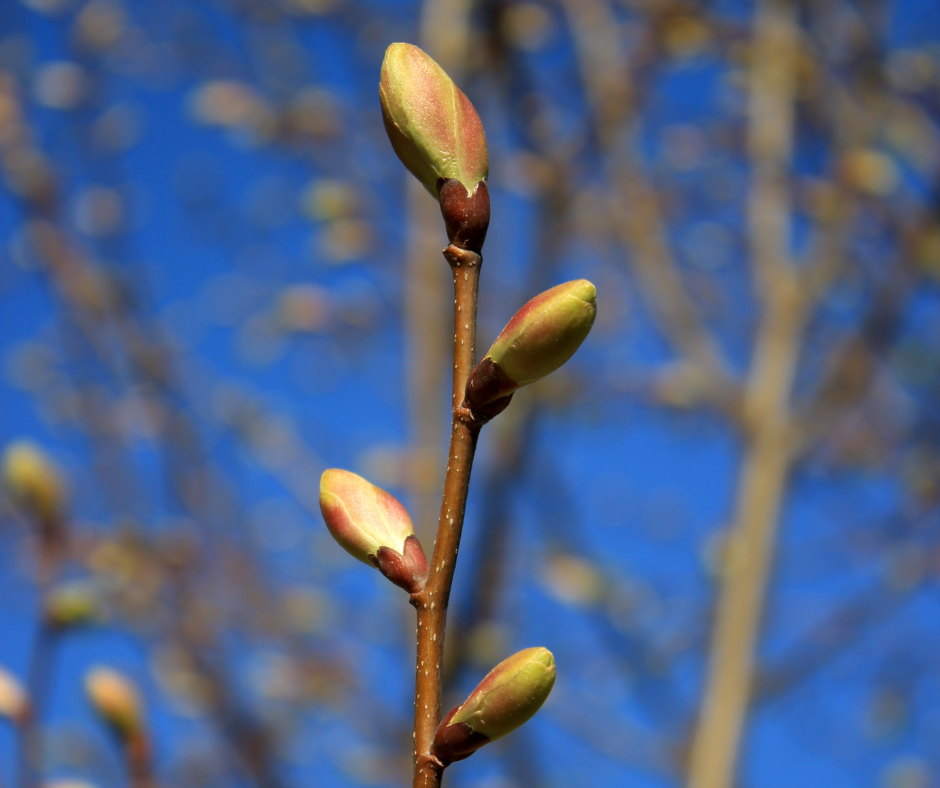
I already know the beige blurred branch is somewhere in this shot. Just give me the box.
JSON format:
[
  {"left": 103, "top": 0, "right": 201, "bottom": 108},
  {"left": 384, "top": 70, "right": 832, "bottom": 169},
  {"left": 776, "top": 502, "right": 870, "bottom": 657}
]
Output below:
[
  {"left": 686, "top": 4, "right": 803, "bottom": 788},
  {"left": 560, "top": 0, "right": 739, "bottom": 416}
]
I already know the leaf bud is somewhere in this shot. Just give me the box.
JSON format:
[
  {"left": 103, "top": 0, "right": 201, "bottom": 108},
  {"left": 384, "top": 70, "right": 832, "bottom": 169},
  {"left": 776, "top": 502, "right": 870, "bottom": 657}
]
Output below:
[
  {"left": 2, "top": 441, "right": 66, "bottom": 526},
  {"left": 465, "top": 280, "right": 597, "bottom": 410},
  {"left": 45, "top": 581, "right": 102, "bottom": 629},
  {"left": 319, "top": 469, "right": 429, "bottom": 594},
  {"left": 0, "top": 666, "right": 30, "bottom": 724},
  {"left": 85, "top": 667, "right": 143, "bottom": 740},
  {"left": 380, "top": 43, "right": 490, "bottom": 251},
  {"left": 380, "top": 43, "right": 488, "bottom": 199},
  {"left": 431, "top": 647, "right": 556, "bottom": 764}
]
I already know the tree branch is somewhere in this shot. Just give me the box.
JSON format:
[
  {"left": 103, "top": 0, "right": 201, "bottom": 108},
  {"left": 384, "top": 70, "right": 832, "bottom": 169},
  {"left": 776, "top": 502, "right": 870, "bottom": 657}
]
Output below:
[
  {"left": 686, "top": 4, "right": 803, "bottom": 788},
  {"left": 411, "top": 247, "right": 483, "bottom": 788}
]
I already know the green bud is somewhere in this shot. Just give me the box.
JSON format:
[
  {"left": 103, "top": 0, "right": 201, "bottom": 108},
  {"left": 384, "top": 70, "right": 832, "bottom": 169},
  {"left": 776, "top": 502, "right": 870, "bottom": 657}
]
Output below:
[
  {"left": 319, "top": 469, "right": 429, "bottom": 594},
  {"left": 465, "top": 280, "right": 597, "bottom": 410},
  {"left": 2, "top": 441, "right": 66, "bottom": 526},
  {"left": 45, "top": 581, "right": 101, "bottom": 628},
  {"left": 431, "top": 647, "right": 556, "bottom": 763},
  {"left": 379, "top": 43, "right": 488, "bottom": 198}
]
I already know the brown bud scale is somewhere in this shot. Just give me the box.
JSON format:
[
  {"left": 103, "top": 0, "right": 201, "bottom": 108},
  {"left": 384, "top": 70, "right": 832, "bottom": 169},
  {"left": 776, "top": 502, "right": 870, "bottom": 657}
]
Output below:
[
  {"left": 439, "top": 179, "right": 490, "bottom": 253},
  {"left": 430, "top": 705, "right": 492, "bottom": 764},
  {"left": 371, "top": 535, "right": 429, "bottom": 594}
]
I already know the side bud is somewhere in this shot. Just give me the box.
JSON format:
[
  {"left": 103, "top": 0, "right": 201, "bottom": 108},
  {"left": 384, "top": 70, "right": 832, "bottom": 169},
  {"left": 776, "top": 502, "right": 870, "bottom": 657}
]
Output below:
[
  {"left": 0, "top": 666, "right": 30, "bottom": 725},
  {"left": 379, "top": 43, "right": 490, "bottom": 251},
  {"left": 85, "top": 667, "right": 144, "bottom": 740},
  {"left": 319, "top": 469, "right": 429, "bottom": 594},
  {"left": 465, "top": 280, "right": 597, "bottom": 411},
  {"left": 431, "top": 647, "right": 556, "bottom": 764},
  {"left": 2, "top": 441, "right": 65, "bottom": 527}
]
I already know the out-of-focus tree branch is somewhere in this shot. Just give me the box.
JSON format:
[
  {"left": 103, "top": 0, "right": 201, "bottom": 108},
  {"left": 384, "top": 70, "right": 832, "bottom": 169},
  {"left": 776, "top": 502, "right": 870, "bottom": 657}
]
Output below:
[
  {"left": 560, "top": 0, "right": 740, "bottom": 417},
  {"left": 686, "top": 3, "right": 803, "bottom": 788}
]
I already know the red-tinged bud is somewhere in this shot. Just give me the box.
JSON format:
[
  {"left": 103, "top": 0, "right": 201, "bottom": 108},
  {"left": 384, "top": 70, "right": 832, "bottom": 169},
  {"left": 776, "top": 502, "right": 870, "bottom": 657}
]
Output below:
[
  {"left": 380, "top": 43, "right": 488, "bottom": 199},
  {"left": 379, "top": 43, "right": 490, "bottom": 252},
  {"left": 431, "top": 647, "right": 556, "bottom": 764},
  {"left": 85, "top": 667, "right": 143, "bottom": 740},
  {"left": 319, "top": 469, "right": 429, "bottom": 594},
  {"left": 465, "top": 280, "right": 597, "bottom": 410}
]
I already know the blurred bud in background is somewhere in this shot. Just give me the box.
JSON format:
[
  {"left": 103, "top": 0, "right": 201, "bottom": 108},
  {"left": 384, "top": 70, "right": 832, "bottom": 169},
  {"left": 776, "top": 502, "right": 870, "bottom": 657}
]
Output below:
[
  {"left": 85, "top": 666, "right": 144, "bottom": 741},
  {"left": 2, "top": 440, "right": 66, "bottom": 528},
  {"left": 0, "top": 666, "right": 30, "bottom": 724}
]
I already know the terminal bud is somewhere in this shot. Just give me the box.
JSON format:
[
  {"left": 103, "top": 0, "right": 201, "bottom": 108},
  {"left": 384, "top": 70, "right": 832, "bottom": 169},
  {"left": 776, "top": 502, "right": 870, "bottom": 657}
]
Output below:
[
  {"left": 380, "top": 43, "right": 488, "bottom": 198},
  {"left": 431, "top": 647, "right": 556, "bottom": 764},
  {"left": 466, "top": 280, "right": 597, "bottom": 410},
  {"left": 319, "top": 469, "right": 429, "bottom": 594},
  {"left": 380, "top": 43, "right": 490, "bottom": 251}
]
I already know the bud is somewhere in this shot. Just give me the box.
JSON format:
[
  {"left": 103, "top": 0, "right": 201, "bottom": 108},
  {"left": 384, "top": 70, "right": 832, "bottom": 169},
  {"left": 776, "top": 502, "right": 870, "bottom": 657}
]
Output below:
[
  {"left": 45, "top": 581, "right": 101, "bottom": 628},
  {"left": 319, "top": 469, "right": 429, "bottom": 594},
  {"left": 465, "top": 280, "right": 597, "bottom": 410},
  {"left": 431, "top": 647, "right": 556, "bottom": 764},
  {"left": 85, "top": 667, "right": 143, "bottom": 739},
  {"left": 0, "top": 666, "right": 29, "bottom": 724},
  {"left": 380, "top": 43, "right": 490, "bottom": 252},
  {"left": 380, "top": 43, "right": 488, "bottom": 198},
  {"left": 2, "top": 441, "right": 65, "bottom": 526}
]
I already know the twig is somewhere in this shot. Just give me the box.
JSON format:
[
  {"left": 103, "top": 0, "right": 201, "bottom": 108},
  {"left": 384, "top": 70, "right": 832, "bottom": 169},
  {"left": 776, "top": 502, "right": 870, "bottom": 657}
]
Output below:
[{"left": 410, "top": 246, "right": 483, "bottom": 788}]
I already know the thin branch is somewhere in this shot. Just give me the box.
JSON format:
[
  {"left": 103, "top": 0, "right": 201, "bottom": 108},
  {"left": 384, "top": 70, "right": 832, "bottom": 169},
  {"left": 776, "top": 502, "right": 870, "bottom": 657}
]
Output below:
[{"left": 411, "top": 246, "right": 483, "bottom": 788}]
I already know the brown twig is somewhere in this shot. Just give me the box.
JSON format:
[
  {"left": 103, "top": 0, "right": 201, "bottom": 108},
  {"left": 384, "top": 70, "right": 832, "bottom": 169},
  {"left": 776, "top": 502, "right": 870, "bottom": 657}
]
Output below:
[
  {"left": 124, "top": 732, "right": 156, "bottom": 788},
  {"left": 410, "top": 245, "right": 483, "bottom": 788}
]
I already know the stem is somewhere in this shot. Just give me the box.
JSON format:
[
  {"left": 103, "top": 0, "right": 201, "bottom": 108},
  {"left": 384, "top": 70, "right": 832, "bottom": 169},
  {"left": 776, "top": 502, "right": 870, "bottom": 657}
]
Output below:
[
  {"left": 125, "top": 732, "right": 156, "bottom": 788},
  {"left": 411, "top": 245, "right": 482, "bottom": 788}
]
